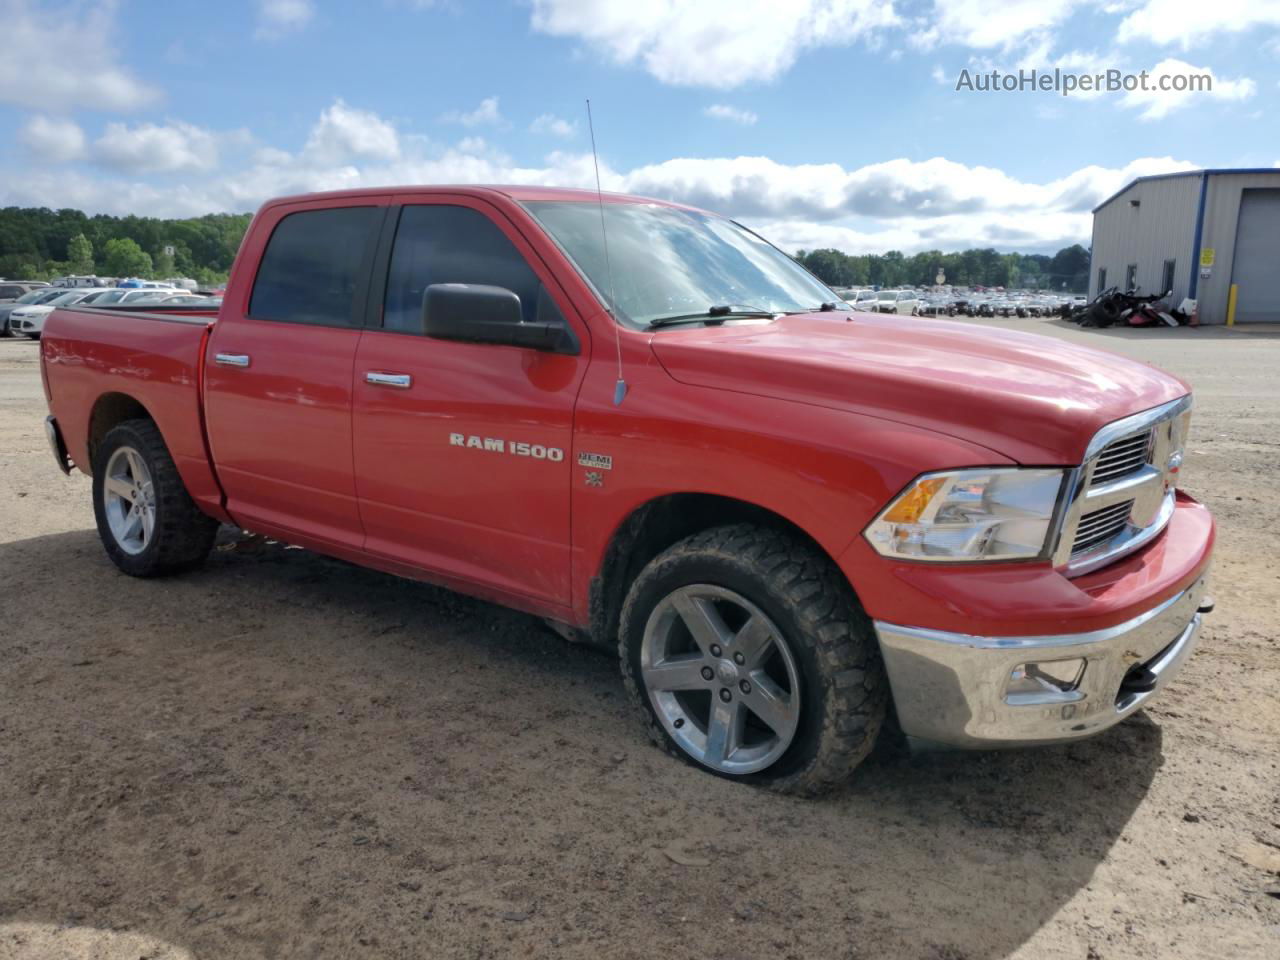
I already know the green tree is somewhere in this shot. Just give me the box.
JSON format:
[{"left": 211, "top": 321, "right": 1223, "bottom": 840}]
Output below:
[
  {"left": 102, "top": 237, "right": 153, "bottom": 278},
  {"left": 67, "top": 233, "right": 94, "bottom": 274}
]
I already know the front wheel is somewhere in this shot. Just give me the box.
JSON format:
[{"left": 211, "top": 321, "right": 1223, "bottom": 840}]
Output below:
[
  {"left": 92, "top": 419, "right": 219, "bottom": 577},
  {"left": 619, "top": 524, "right": 887, "bottom": 794}
]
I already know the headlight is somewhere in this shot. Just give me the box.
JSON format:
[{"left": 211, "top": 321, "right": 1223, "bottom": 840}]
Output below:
[{"left": 865, "top": 468, "right": 1066, "bottom": 561}]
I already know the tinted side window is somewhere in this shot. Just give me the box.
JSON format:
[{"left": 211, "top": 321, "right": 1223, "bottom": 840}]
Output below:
[
  {"left": 384, "top": 205, "right": 541, "bottom": 333},
  {"left": 250, "top": 206, "right": 379, "bottom": 326},
  {"left": 0, "top": 285, "right": 25, "bottom": 298}
]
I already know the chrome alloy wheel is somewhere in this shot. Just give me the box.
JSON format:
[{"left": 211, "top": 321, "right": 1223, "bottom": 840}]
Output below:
[
  {"left": 102, "top": 445, "right": 156, "bottom": 556},
  {"left": 640, "top": 584, "right": 802, "bottom": 775}
]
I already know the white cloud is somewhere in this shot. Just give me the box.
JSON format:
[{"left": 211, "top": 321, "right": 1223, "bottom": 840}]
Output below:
[
  {"left": 529, "top": 0, "right": 899, "bottom": 88},
  {"left": 441, "top": 95, "right": 504, "bottom": 127},
  {"left": 0, "top": 100, "right": 1213, "bottom": 255},
  {"left": 1120, "top": 58, "right": 1256, "bottom": 120},
  {"left": 1116, "top": 0, "right": 1280, "bottom": 49},
  {"left": 704, "top": 104, "right": 759, "bottom": 125},
  {"left": 0, "top": 0, "right": 160, "bottom": 112},
  {"left": 915, "top": 0, "right": 1083, "bottom": 51},
  {"left": 255, "top": 0, "right": 315, "bottom": 38},
  {"left": 94, "top": 121, "right": 222, "bottom": 173},
  {"left": 530, "top": 113, "right": 577, "bottom": 137},
  {"left": 19, "top": 115, "right": 87, "bottom": 163},
  {"left": 303, "top": 99, "right": 401, "bottom": 163}
]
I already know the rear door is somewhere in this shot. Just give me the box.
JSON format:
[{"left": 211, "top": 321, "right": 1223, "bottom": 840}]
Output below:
[
  {"left": 204, "top": 197, "right": 388, "bottom": 549},
  {"left": 351, "top": 197, "right": 589, "bottom": 605}
]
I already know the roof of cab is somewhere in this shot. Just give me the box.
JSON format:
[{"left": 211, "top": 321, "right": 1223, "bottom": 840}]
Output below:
[{"left": 261, "top": 184, "right": 702, "bottom": 211}]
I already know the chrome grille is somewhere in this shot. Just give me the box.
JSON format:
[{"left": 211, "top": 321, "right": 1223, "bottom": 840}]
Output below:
[
  {"left": 1090, "top": 430, "right": 1153, "bottom": 484},
  {"left": 1053, "top": 395, "right": 1192, "bottom": 576},
  {"left": 1072, "top": 500, "right": 1135, "bottom": 554}
]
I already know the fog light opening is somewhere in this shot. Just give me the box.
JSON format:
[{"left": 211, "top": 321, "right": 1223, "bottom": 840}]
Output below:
[{"left": 1006, "top": 658, "right": 1086, "bottom": 704}]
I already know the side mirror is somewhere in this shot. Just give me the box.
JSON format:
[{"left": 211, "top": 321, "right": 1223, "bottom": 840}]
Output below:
[{"left": 421, "top": 283, "right": 574, "bottom": 353}]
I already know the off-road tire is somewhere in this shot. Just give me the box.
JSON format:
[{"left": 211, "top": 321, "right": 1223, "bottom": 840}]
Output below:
[
  {"left": 92, "top": 418, "right": 218, "bottom": 577},
  {"left": 619, "top": 523, "right": 887, "bottom": 795}
]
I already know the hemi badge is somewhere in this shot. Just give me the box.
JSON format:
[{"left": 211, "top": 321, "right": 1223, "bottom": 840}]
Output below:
[{"left": 577, "top": 452, "right": 613, "bottom": 471}]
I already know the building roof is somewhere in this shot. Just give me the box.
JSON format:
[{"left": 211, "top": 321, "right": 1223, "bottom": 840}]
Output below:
[{"left": 1092, "top": 167, "right": 1280, "bottom": 214}]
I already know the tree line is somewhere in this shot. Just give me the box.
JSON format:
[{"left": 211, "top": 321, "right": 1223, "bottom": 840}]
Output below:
[
  {"left": 0, "top": 204, "right": 1093, "bottom": 293},
  {"left": 794, "top": 244, "right": 1092, "bottom": 291},
  {"left": 0, "top": 207, "right": 252, "bottom": 286}
]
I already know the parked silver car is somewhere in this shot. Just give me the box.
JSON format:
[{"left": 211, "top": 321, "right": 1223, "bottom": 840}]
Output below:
[{"left": 872, "top": 290, "right": 920, "bottom": 315}]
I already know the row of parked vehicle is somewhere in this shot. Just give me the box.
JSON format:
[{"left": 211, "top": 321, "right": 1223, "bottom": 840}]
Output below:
[
  {"left": 834, "top": 286, "right": 1087, "bottom": 318},
  {"left": 0, "top": 284, "right": 222, "bottom": 339}
]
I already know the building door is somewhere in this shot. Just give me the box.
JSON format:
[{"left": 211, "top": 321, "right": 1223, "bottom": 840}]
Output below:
[{"left": 1230, "top": 189, "right": 1280, "bottom": 323}]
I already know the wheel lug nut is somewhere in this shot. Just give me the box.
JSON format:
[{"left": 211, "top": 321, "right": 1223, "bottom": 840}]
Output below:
[
  {"left": 718, "top": 688, "right": 732, "bottom": 703},
  {"left": 700, "top": 666, "right": 714, "bottom": 681},
  {"left": 733, "top": 652, "right": 745, "bottom": 665},
  {"left": 739, "top": 680, "right": 751, "bottom": 694},
  {"left": 674, "top": 718, "right": 684, "bottom": 729},
  {"left": 710, "top": 644, "right": 722, "bottom": 657}
]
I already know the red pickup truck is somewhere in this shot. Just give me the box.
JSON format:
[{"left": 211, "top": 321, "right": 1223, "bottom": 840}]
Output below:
[{"left": 40, "top": 186, "right": 1214, "bottom": 793}]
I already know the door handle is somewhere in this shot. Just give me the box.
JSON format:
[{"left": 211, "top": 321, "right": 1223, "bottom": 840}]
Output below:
[
  {"left": 215, "top": 353, "right": 250, "bottom": 368},
  {"left": 365, "top": 372, "right": 412, "bottom": 389}
]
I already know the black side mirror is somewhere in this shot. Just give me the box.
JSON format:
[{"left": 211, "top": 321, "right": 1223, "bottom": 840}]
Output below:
[{"left": 421, "top": 283, "right": 575, "bottom": 353}]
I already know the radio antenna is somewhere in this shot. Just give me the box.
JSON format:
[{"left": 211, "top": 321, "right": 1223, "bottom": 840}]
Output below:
[{"left": 587, "top": 98, "right": 627, "bottom": 406}]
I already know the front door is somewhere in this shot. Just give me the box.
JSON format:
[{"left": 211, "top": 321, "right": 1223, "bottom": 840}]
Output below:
[
  {"left": 351, "top": 198, "right": 588, "bottom": 605},
  {"left": 205, "top": 198, "right": 387, "bottom": 549}
]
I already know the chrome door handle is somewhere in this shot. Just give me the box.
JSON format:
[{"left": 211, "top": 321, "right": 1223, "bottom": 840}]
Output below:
[
  {"left": 365, "top": 372, "right": 412, "bottom": 389},
  {"left": 215, "top": 353, "right": 250, "bottom": 368}
]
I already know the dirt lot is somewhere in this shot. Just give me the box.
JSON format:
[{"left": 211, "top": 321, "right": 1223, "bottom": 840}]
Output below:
[{"left": 1, "top": 318, "right": 1277, "bottom": 960}]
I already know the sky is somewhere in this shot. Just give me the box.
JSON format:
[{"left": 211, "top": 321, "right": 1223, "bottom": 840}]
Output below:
[{"left": 1, "top": 0, "right": 1277, "bottom": 255}]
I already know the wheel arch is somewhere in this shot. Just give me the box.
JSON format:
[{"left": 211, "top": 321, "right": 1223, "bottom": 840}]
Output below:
[
  {"left": 87, "top": 392, "right": 154, "bottom": 471},
  {"left": 586, "top": 493, "right": 846, "bottom": 650}
]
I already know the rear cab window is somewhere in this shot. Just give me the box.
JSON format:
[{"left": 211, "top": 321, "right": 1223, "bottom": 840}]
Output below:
[{"left": 249, "top": 206, "right": 382, "bottom": 327}]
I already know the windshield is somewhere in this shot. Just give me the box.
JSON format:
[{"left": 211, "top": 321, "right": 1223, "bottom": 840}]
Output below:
[
  {"left": 49, "top": 291, "right": 86, "bottom": 305},
  {"left": 92, "top": 290, "right": 127, "bottom": 303},
  {"left": 15, "top": 291, "right": 46, "bottom": 304},
  {"left": 856, "top": 291, "right": 876, "bottom": 301},
  {"left": 524, "top": 201, "right": 841, "bottom": 327}
]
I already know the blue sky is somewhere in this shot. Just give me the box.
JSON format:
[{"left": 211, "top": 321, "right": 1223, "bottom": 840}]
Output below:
[{"left": 1, "top": 0, "right": 1277, "bottom": 253}]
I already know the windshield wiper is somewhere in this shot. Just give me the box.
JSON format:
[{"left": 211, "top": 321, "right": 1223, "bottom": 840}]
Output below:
[
  {"left": 783, "top": 301, "right": 842, "bottom": 314},
  {"left": 647, "top": 305, "right": 778, "bottom": 329}
]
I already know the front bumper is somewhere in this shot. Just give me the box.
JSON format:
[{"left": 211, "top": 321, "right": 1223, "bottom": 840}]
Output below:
[{"left": 875, "top": 574, "right": 1211, "bottom": 747}]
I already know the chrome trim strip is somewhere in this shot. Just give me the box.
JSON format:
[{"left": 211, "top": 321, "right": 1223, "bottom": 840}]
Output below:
[
  {"left": 1083, "top": 395, "right": 1191, "bottom": 460},
  {"left": 872, "top": 580, "right": 1192, "bottom": 651}
]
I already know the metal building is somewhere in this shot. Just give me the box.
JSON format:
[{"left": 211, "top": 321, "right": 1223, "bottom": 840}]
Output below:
[{"left": 1089, "top": 168, "right": 1280, "bottom": 324}]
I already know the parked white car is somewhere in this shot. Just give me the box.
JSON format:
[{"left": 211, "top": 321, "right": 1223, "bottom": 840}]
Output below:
[
  {"left": 873, "top": 290, "right": 920, "bottom": 315},
  {"left": 842, "top": 288, "right": 880, "bottom": 311},
  {"left": 8, "top": 288, "right": 113, "bottom": 338}
]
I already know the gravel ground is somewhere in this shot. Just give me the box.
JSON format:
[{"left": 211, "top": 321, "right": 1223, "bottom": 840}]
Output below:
[{"left": 1, "top": 318, "right": 1277, "bottom": 960}]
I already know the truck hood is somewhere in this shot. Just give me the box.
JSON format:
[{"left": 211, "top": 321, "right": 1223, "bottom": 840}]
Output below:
[{"left": 649, "top": 313, "right": 1189, "bottom": 464}]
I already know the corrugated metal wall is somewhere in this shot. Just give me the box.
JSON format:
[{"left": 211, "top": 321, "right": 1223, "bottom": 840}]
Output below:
[
  {"left": 1089, "top": 175, "right": 1201, "bottom": 307},
  {"left": 1090, "top": 170, "right": 1280, "bottom": 324},
  {"left": 1197, "top": 172, "right": 1280, "bottom": 323}
]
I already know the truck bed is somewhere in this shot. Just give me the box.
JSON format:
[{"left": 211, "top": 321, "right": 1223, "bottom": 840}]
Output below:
[{"left": 41, "top": 305, "right": 230, "bottom": 521}]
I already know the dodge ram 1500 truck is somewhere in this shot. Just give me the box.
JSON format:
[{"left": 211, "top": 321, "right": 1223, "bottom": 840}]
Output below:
[{"left": 40, "top": 186, "right": 1215, "bottom": 794}]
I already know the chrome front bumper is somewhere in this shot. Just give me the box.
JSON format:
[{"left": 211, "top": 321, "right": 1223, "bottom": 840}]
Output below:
[{"left": 874, "top": 575, "right": 1210, "bottom": 748}]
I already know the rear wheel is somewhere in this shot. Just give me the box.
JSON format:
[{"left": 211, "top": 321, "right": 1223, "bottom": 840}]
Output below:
[
  {"left": 619, "top": 524, "right": 887, "bottom": 794},
  {"left": 93, "top": 419, "right": 218, "bottom": 577}
]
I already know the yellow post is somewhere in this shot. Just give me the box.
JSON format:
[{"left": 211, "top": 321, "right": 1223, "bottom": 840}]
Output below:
[{"left": 1227, "top": 284, "right": 1238, "bottom": 326}]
